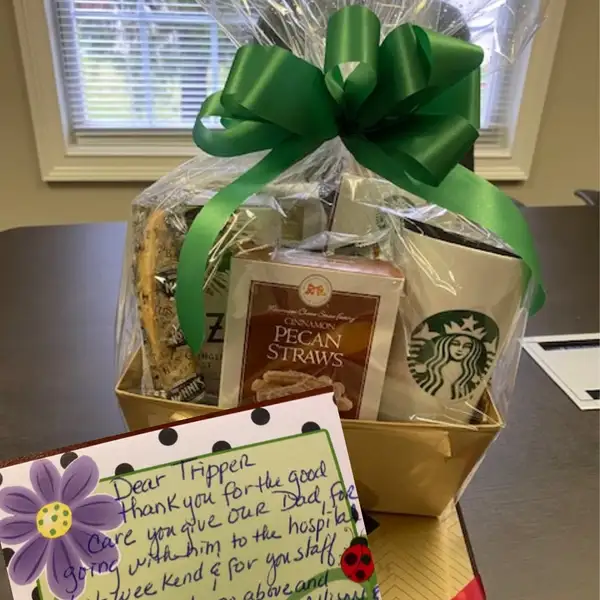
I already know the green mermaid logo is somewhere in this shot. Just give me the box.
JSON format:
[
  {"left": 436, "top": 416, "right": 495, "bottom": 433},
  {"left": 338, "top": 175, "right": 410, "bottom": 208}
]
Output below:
[{"left": 408, "top": 310, "right": 499, "bottom": 400}]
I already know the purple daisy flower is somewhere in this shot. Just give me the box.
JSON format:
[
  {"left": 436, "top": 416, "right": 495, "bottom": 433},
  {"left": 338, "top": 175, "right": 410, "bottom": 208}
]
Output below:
[{"left": 0, "top": 456, "right": 123, "bottom": 600}]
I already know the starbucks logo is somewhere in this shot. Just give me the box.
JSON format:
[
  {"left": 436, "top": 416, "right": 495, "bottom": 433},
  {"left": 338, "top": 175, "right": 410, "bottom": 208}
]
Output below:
[{"left": 408, "top": 310, "right": 499, "bottom": 400}]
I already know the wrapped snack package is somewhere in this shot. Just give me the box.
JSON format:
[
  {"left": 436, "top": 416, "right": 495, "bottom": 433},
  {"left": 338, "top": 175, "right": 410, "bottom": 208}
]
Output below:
[
  {"left": 116, "top": 0, "right": 546, "bottom": 515},
  {"left": 119, "top": 169, "right": 332, "bottom": 404},
  {"left": 219, "top": 247, "right": 405, "bottom": 419}
]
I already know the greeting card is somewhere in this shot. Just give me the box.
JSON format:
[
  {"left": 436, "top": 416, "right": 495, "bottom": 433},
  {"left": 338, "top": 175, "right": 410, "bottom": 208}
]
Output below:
[{"left": 0, "top": 391, "right": 379, "bottom": 600}]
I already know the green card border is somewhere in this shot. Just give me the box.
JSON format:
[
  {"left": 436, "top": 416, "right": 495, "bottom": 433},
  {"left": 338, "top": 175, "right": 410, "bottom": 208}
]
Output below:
[{"left": 37, "top": 429, "right": 370, "bottom": 600}]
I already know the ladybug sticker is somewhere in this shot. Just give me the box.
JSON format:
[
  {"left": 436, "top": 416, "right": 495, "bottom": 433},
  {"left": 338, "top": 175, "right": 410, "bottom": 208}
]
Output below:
[{"left": 341, "top": 537, "right": 375, "bottom": 583}]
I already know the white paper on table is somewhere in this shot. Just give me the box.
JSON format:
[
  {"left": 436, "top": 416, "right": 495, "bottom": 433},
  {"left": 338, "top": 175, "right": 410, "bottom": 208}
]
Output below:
[{"left": 522, "top": 333, "right": 600, "bottom": 410}]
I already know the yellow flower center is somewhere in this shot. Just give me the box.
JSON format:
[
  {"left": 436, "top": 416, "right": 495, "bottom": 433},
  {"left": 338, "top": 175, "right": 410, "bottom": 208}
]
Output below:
[{"left": 36, "top": 502, "right": 72, "bottom": 539}]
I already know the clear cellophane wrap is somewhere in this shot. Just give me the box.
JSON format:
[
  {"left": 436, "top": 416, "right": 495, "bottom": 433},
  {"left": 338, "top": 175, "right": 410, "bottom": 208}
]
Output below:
[{"left": 116, "top": 0, "right": 545, "bottom": 428}]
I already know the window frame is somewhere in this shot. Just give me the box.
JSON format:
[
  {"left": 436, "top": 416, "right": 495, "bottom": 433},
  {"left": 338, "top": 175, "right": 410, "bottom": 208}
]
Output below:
[{"left": 14, "top": 0, "right": 566, "bottom": 182}]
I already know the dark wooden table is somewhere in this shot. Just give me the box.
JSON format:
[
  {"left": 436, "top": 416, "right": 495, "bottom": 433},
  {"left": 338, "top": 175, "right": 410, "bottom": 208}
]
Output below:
[{"left": 0, "top": 207, "right": 598, "bottom": 599}]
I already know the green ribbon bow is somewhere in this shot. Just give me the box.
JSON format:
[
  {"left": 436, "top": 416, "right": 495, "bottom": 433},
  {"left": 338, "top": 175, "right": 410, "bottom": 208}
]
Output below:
[{"left": 176, "top": 5, "right": 544, "bottom": 353}]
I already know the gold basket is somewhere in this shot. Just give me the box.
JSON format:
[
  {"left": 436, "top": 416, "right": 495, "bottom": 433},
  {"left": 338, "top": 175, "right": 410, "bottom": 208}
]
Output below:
[{"left": 116, "top": 350, "right": 503, "bottom": 517}]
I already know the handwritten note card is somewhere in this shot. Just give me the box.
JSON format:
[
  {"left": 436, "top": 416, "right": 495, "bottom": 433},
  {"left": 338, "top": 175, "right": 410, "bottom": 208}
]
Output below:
[{"left": 0, "top": 392, "right": 379, "bottom": 600}]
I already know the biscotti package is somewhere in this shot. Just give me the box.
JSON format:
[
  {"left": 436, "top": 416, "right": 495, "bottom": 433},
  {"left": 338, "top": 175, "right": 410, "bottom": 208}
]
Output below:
[
  {"left": 135, "top": 207, "right": 207, "bottom": 403},
  {"left": 219, "top": 248, "right": 405, "bottom": 419},
  {"left": 132, "top": 181, "right": 332, "bottom": 403},
  {"left": 134, "top": 198, "right": 283, "bottom": 402}
]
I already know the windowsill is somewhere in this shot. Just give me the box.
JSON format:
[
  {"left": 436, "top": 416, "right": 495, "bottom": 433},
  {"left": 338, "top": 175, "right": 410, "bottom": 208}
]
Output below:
[{"left": 40, "top": 143, "right": 528, "bottom": 183}]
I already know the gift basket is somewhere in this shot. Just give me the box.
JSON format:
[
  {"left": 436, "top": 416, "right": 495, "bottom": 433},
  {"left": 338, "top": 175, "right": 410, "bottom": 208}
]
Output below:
[{"left": 116, "top": 0, "right": 546, "bottom": 516}]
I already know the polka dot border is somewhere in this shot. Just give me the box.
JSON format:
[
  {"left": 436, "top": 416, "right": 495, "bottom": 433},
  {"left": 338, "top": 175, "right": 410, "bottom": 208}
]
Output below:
[
  {"left": 363, "top": 513, "right": 380, "bottom": 535},
  {"left": 114, "top": 463, "right": 134, "bottom": 476},
  {"left": 3, "top": 547, "right": 14, "bottom": 568},
  {"left": 60, "top": 452, "right": 78, "bottom": 469},
  {"left": 351, "top": 505, "right": 360, "bottom": 522},
  {"left": 158, "top": 428, "right": 178, "bottom": 446},
  {"left": 0, "top": 472, "right": 3, "bottom": 486},
  {"left": 31, "top": 587, "right": 40, "bottom": 600},
  {"left": 212, "top": 441, "right": 232, "bottom": 453},
  {"left": 251, "top": 408, "right": 270, "bottom": 426},
  {"left": 302, "top": 421, "right": 320, "bottom": 433}
]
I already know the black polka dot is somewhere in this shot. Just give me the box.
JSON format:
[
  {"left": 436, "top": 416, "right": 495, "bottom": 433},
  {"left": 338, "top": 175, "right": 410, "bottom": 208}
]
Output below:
[
  {"left": 364, "top": 513, "right": 380, "bottom": 535},
  {"left": 31, "top": 587, "right": 40, "bottom": 600},
  {"left": 344, "top": 551, "right": 358, "bottom": 566},
  {"left": 60, "top": 452, "right": 78, "bottom": 469},
  {"left": 0, "top": 472, "right": 3, "bottom": 486},
  {"left": 212, "top": 441, "right": 231, "bottom": 452},
  {"left": 361, "top": 553, "right": 372, "bottom": 565},
  {"left": 355, "top": 569, "right": 366, "bottom": 581},
  {"left": 3, "top": 547, "right": 14, "bottom": 567},
  {"left": 301, "top": 422, "right": 320, "bottom": 433},
  {"left": 251, "top": 408, "right": 270, "bottom": 426},
  {"left": 351, "top": 505, "right": 360, "bottom": 522},
  {"left": 158, "top": 428, "right": 178, "bottom": 446},
  {"left": 114, "top": 463, "right": 134, "bottom": 476}
]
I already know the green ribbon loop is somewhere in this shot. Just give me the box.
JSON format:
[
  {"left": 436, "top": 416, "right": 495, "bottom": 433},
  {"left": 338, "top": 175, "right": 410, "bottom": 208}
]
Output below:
[
  {"left": 177, "top": 5, "right": 545, "bottom": 354},
  {"left": 324, "top": 5, "right": 380, "bottom": 117}
]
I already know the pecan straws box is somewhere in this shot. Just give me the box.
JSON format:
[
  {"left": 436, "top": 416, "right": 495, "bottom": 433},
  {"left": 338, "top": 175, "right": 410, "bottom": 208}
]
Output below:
[{"left": 218, "top": 249, "right": 404, "bottom": 419}]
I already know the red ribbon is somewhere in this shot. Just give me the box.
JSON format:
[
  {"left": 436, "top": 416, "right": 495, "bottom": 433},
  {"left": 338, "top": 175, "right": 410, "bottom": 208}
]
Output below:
[{"left": 452, "top": 576, "right": 486, "bottom": 600}]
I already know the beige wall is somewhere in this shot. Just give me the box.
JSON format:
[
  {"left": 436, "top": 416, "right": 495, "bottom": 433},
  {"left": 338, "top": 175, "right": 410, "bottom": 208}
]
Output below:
[
  {"left": 500, "top": 0, "right": 600, "bottom": 206},
  {"left": 0, "top": 0, "right": 598, "bottom": 232},
  {"left": 0, "top": 0, "right": 141, "bottom": 233}
]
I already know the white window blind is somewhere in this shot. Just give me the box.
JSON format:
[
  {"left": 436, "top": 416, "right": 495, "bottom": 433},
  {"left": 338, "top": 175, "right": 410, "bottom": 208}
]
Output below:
[
  {"left": 52, "top": 0, "right": 517, "bottom": 146},
  {"left": 54, "top": 0, "right": 238, "bottom": 131}
]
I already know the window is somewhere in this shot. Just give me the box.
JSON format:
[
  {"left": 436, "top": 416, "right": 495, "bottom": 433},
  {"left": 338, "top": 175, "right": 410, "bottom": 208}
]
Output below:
[
  {"left": 13, "top": 0, "right": 565, "bottom": 181},
  {"left": 56, "top": 1, "right": 237, "bottom": 131},
  {"left": 54, "top": 1, "right": 502, "bottom": 132}
]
